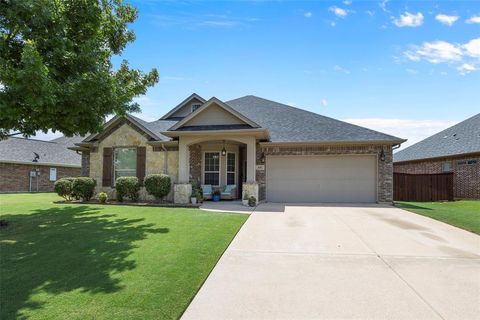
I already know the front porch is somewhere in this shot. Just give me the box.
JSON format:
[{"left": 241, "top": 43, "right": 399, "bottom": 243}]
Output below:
[{"left": 173, "top": 135, "right": 260, "bottom": 204}]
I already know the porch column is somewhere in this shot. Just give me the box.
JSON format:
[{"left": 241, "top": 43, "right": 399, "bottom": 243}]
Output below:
[
  {"left": 178, "top": 137, "right": 190, "bottom": 183},
  {"left": 246, "top": 138, "right": 256, "bottom": 183}
]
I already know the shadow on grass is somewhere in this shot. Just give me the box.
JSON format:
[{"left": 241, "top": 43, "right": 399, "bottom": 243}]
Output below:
[
  {"left": 394, "top": 202, "right": 433, "bottom": 210},
  {"left": 0, "top": 205, "right": 168, "bottom": 319}
]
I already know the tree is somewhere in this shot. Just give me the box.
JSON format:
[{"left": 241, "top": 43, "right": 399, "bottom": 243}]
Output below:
[{"left": 0, "top": 0, "right": 159, "bottom": 139}]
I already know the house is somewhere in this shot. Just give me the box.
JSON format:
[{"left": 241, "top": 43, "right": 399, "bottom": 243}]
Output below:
[
  {"left": 394, "top": 113, "right": 480, "bottom": 199},
  {"left": 70, "top": 94, "right": 405, "bottom": 203},
  {"left": 0, "top": 136, "right": 83, "bottom": 192}
]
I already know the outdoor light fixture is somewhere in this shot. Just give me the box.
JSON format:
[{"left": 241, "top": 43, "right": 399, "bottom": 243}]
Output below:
[
  {"left": 379, "top": 149, "right": 386, "bottom": 162},
  {"left": 221, "top": 140, "right": 227, "bottom": 156},
  {"left": 260, "top": 152, "right": 266, "bottom": 163}
]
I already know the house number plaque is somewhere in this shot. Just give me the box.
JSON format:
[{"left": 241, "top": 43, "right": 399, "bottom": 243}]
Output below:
[{"left": 256, "top": 165, "right": 265, "bottom": 171}]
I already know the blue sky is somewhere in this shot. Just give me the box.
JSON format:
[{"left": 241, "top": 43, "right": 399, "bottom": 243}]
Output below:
[{"left": 42, "top": 0, "right": 480, "bottom": 148}]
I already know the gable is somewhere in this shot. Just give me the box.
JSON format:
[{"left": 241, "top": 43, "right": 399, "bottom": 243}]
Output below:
[
  {"left": 84, "top": 116, "right": 159, "bottom": 143},
  {"left": 182, "top": 103, "right": 247, "bottom": 127},
  {"left": 167, "top": 97, "right": 204, "bottom": 119}
]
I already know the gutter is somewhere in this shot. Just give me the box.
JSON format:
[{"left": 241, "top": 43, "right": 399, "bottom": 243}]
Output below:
[
  {"left": 0, "top": 160, "right": 81, "bottom": 168},
  {"left": 259, "top": 139, "right": 407, "bottom": 147}
]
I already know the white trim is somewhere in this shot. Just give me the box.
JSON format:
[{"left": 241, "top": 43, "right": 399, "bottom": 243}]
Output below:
[
  {"left": 226, "top": 152, "right": 237, "bottom": 185},
  {"left": 0, "top": 160, "right": 81, "bottom": 168},
  {"left": 160, "top": 93, "right": 206, "bottom": 120},
  {"left": 202, "top": 151, "right": 221, "bottom": 187}
]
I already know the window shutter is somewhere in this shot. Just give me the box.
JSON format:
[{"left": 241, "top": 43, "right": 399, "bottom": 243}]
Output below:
[
  {"left": 136, "top": 146, "right": 146, "bottom": 184},
  {"left": 102, "top": 148, "right": 113, "bottom": 187}
]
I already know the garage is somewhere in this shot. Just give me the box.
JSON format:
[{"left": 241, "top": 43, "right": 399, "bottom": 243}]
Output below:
[{"left": 266, "top": 155, "right": 377, "bottom": 203}]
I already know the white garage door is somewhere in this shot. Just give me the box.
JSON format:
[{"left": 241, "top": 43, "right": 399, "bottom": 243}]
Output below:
[{"left": 266, "top": 155, "right": 377, "bottom": 203}]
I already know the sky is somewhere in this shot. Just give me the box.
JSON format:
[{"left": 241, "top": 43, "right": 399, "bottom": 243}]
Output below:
[{"left": 36, "top": 0, "right": 480, "bottom": 150}]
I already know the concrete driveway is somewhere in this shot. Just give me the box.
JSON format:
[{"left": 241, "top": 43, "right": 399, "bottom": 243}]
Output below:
[{"left": 182, "top": 204, "right": 480, "bottom": 320}]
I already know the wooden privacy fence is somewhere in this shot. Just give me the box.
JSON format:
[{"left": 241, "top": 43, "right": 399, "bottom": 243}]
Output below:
[{"left": 394, "top": 172, "right": 454, "bottom": 202}]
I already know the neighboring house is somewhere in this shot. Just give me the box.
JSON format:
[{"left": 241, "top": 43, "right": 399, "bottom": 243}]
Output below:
[
  {"left": 394, "top": 113, "right": 480, "bottom": 199},
  {"left": 0, "top": 136, "right": 83, "bottom": 192},
  {"left": 70, "top": 94, "right": 405, "bottom": 203}
]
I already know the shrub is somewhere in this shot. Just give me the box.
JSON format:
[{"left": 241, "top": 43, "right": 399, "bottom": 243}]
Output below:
[
  {"left": 98, "top": 192, "right": 108, "bottom": 204},
  {"left": 54, "top": 178, "right": 74, "bottom": 200},
  {"left": 72, "top": 177, "right": 96, "bottom": 201},
  {"left": 190, "top": 179, "right": 203, "bottom": 202},
  {"left": 115, "top": 176, "right": 140, "bottom": 202},
  {"left": 248, "top": 196, "right": 257, "bottom": 207},
  {"left": 144, "top": 174, "right": 171, "bottom": 200}
]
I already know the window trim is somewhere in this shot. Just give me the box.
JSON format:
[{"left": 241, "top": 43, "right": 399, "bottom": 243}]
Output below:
[
  {"left": 226, "top": 152, "right": 236, "bottom": 186},
  {"left": 441, "top": 161, "right": 453, "bottom": 173},
  {"left": 113, "top": 147, "right": 137, "bottom": 181},
  {"left": 203, "top": 151, "right": 220, "bottom": 187}
]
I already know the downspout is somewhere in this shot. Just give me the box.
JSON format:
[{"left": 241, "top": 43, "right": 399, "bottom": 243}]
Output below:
[{"left": 161, "top": 143, "right": 168, "bottom": 174}]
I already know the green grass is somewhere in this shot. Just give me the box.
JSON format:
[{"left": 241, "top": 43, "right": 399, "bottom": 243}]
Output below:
[
  {"left": 0, "top": 193, "right": 248, "bottom": 320},
  {"left": 395, "top": 201, "right": 480, "bottom": 235}
]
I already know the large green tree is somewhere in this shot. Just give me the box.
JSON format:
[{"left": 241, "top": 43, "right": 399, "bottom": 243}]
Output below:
[{"left": 0, "top": 0, "right": 159, "bottom": 139}]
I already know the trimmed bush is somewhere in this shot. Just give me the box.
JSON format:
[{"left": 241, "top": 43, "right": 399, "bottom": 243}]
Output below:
[
  {"left": 115, "top": 176, "right": 140, "bottom": 202},
  {"left": 72, "top": 177, "right": 96, "bottom": 201},
  {"left": 144, "top": 174, "right": 171, "bottom": 200},
  {"left": 98, "top": 192, "right": 108, "bottom": 204},
  {"left": 54, "top": 178, "right": 74, "bottom": 200},
  {"left": 248, "top": 196, "right": 257, "bottom": 207}
]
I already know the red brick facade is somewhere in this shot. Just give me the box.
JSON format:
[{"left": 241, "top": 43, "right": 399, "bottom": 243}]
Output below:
[
  {"left": 394, "top": 154, "right": 480, "bottom": 199},
  {"left": 0, "top": 163, "right": 81, "bottom": 193}
]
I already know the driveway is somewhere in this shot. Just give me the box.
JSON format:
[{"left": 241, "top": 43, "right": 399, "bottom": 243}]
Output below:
[{"left": 182, "top": 204, "right": 480, "bottom": 320}]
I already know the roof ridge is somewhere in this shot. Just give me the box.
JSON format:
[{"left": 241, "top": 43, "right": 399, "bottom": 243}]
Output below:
[{"left": 8, "top": 136, "right": 60, "bottom": 144}]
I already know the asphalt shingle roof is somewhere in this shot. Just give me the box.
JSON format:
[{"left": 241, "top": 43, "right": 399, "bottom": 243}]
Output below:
[
  {"left": 394, "top": 113, "right": 480, "bottom": 162},
  {"left": 129, "top": 115, "right": 177, "bottom": 140},
  {"left": 0, "top": 137, "right": 82, "bottom": 166},
  {"left": 225, "top": 95, "right": 404, "bottom": 143}
]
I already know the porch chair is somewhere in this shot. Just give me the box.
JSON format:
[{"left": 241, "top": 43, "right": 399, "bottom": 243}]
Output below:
[
  {"left": 201, "top": 185, "right": 213, "bottom": 200},
  {"left": 220, "top": 185, "right": 237, "bottom": 200}
]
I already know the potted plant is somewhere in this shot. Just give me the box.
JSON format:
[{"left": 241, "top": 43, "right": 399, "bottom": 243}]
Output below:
[
  {"left": 242, "top": 193, "right": 249, "bottom": 206},
  {"left": 191, "top": 191, "right": 198, "bottom": 205},
  {"left": 212, "top": 189, "right": 221, "bottom": 202}
]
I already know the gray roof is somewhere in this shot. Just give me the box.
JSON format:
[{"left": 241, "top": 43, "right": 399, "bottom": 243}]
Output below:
[
  {"left": 225, "top": 95, "right": 404, "bottom": 143},
  {"left": 129, "top": 115, "right": 177, "bottom": 140},
  {"left": 0, "top": 137, "right": 82, "bottom": 166},
  {"left": 394, "top": 113, "right": 480, "bottom": 162}
]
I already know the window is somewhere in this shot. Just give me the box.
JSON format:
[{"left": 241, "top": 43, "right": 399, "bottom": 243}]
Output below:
[
  {"left": 441, "top": 162, "right": 452, "bottom": 172},
  {"left": 49, "top": 168, "right": 57, "bottom": 181},
  {"left": 227, "top": 153, "right": 236, "bottom": 185},
  {"left": 114, "top": 148, "right": 137, "bottom": 180},
  {"left": 191, "top": 103, "right": 202, "bottom": 112},
  {"left": 457, "top": 159, "right": 477, "bottom": 166},
  {"left": 204, "top": 152, "right": 220, "bottom": 186},
  {"left": 467, "top": 159, "right": 477, "bottom": 165}
]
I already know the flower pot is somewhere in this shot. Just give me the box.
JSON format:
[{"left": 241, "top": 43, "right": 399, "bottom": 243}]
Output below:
[
  {"left": 213, "top": 195, "right": 220, "bottom": 202},
  {"left": 191, "top": 197, "right": 197, "bottom": 205}
]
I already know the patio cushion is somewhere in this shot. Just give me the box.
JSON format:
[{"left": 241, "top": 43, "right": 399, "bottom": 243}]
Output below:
[
  {"left": 201, "top": 185, "right": 212, "bottom": 196},
  {"left": 223, "top": 185, "right": 236, "bottom": 192}
]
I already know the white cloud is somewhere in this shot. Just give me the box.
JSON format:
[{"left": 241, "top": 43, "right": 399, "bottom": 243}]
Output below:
[
  {"left": 463, "top": 38, "right": 480, "bottom": 57},
  {"left": 466, "top": 15, "right": 480, "bottom": 24},
  {"left": 379, "top": 0, "right": 390, "bottom": 13},
  {"left": 343, "top": 0, "right": 352, "bottom": 5},
  {"left": 342, "top": 118, "right": 458, "bottom": 150},
  {"left": 404, "top": 37, "right": 480, "bottom": 73},
  {"left": 435, "top": 14, "right": 459, "bottom": 26},
  {"left": 405, "top": 41, "right": 462, "bottom": 63},
  {"left": 457, "top": 63, "right": 477, "bottom": 74},
  {"left": 333, "top": 65, "right": 350, "bottom": 74},
  {"left": 329, "top": 6, "right": 348, "bottom": 18},
  {"left": 321, "top": 99, "right": 328, "bottom": 107},
  {"left": 304, "top": 12, "right": 312, "bottom": 18},
  {"left": 330, "top": 21, "right": 336, "bottom": 27},
  {"left": 366, "top": 10, "right": 375, "bottom": 16},
  {"left": 393, "top": 12, "right": 424, "bottom": 27}
]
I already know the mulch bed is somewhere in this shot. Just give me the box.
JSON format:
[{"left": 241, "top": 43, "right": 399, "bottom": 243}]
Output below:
[{"left": 53, "top": 199, "right": 200, "bottom": 209}]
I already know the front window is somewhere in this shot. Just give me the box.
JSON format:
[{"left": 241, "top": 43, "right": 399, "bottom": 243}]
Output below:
[
  {"left": 441, "top": 162, "right": 452, "bottom": 172},
  {"left": 204, "top": 152, "right": 220, "bottom": 186},
  {"left": 114, "top": 148, "right": 137, "bottom": 180},
  {"left": 227, "top": 153, "right": 236, "bottom": 185}
]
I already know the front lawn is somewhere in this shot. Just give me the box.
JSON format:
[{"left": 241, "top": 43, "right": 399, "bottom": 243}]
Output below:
[
  {"left": 395, "top": 201, "right": 480, "bottom": 235},
  {"left": 0, "top": 193, "right": 248, "bottom": 320}
]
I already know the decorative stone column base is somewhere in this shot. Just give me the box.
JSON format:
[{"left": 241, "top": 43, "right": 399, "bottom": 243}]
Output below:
[
  {"left": 174, "top": 184, "right": 192, "bottom": 204},
  {"left": 242, "top": 182, "right": 259, "bottom": 205}
]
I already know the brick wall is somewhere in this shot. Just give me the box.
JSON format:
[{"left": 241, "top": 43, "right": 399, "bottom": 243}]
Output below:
[
  {"left": 0, "top": 163, "right": 81, "bottom": 192},
  {"left": 189, "top": 145, "right": 202, "bottom": 183},
  {"left": 394, "top": 154, "right": 480, "bottom": 199},
  {"left": 258, "top": 144, "right": 394, "bottom": 203}
]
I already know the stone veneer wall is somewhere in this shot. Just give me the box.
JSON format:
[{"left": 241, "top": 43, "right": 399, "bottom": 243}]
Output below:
[
  {"left": 81, "top": 152, "right": 90, "bottom": 177},
  {"left": 189, "top": 145, "right": 202, "bottom": 183},
  {"left": 394, "top": 154, "right": 480, "bottom": 199},
  {"left": 88, "top": 123, "right": 179, "bottom": 200},
  {"left": 0, "top": 163, "right": 81, "bottom": 192},
  {"left": 257, "top": 144, "right": 394, "bottom": 203}
]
